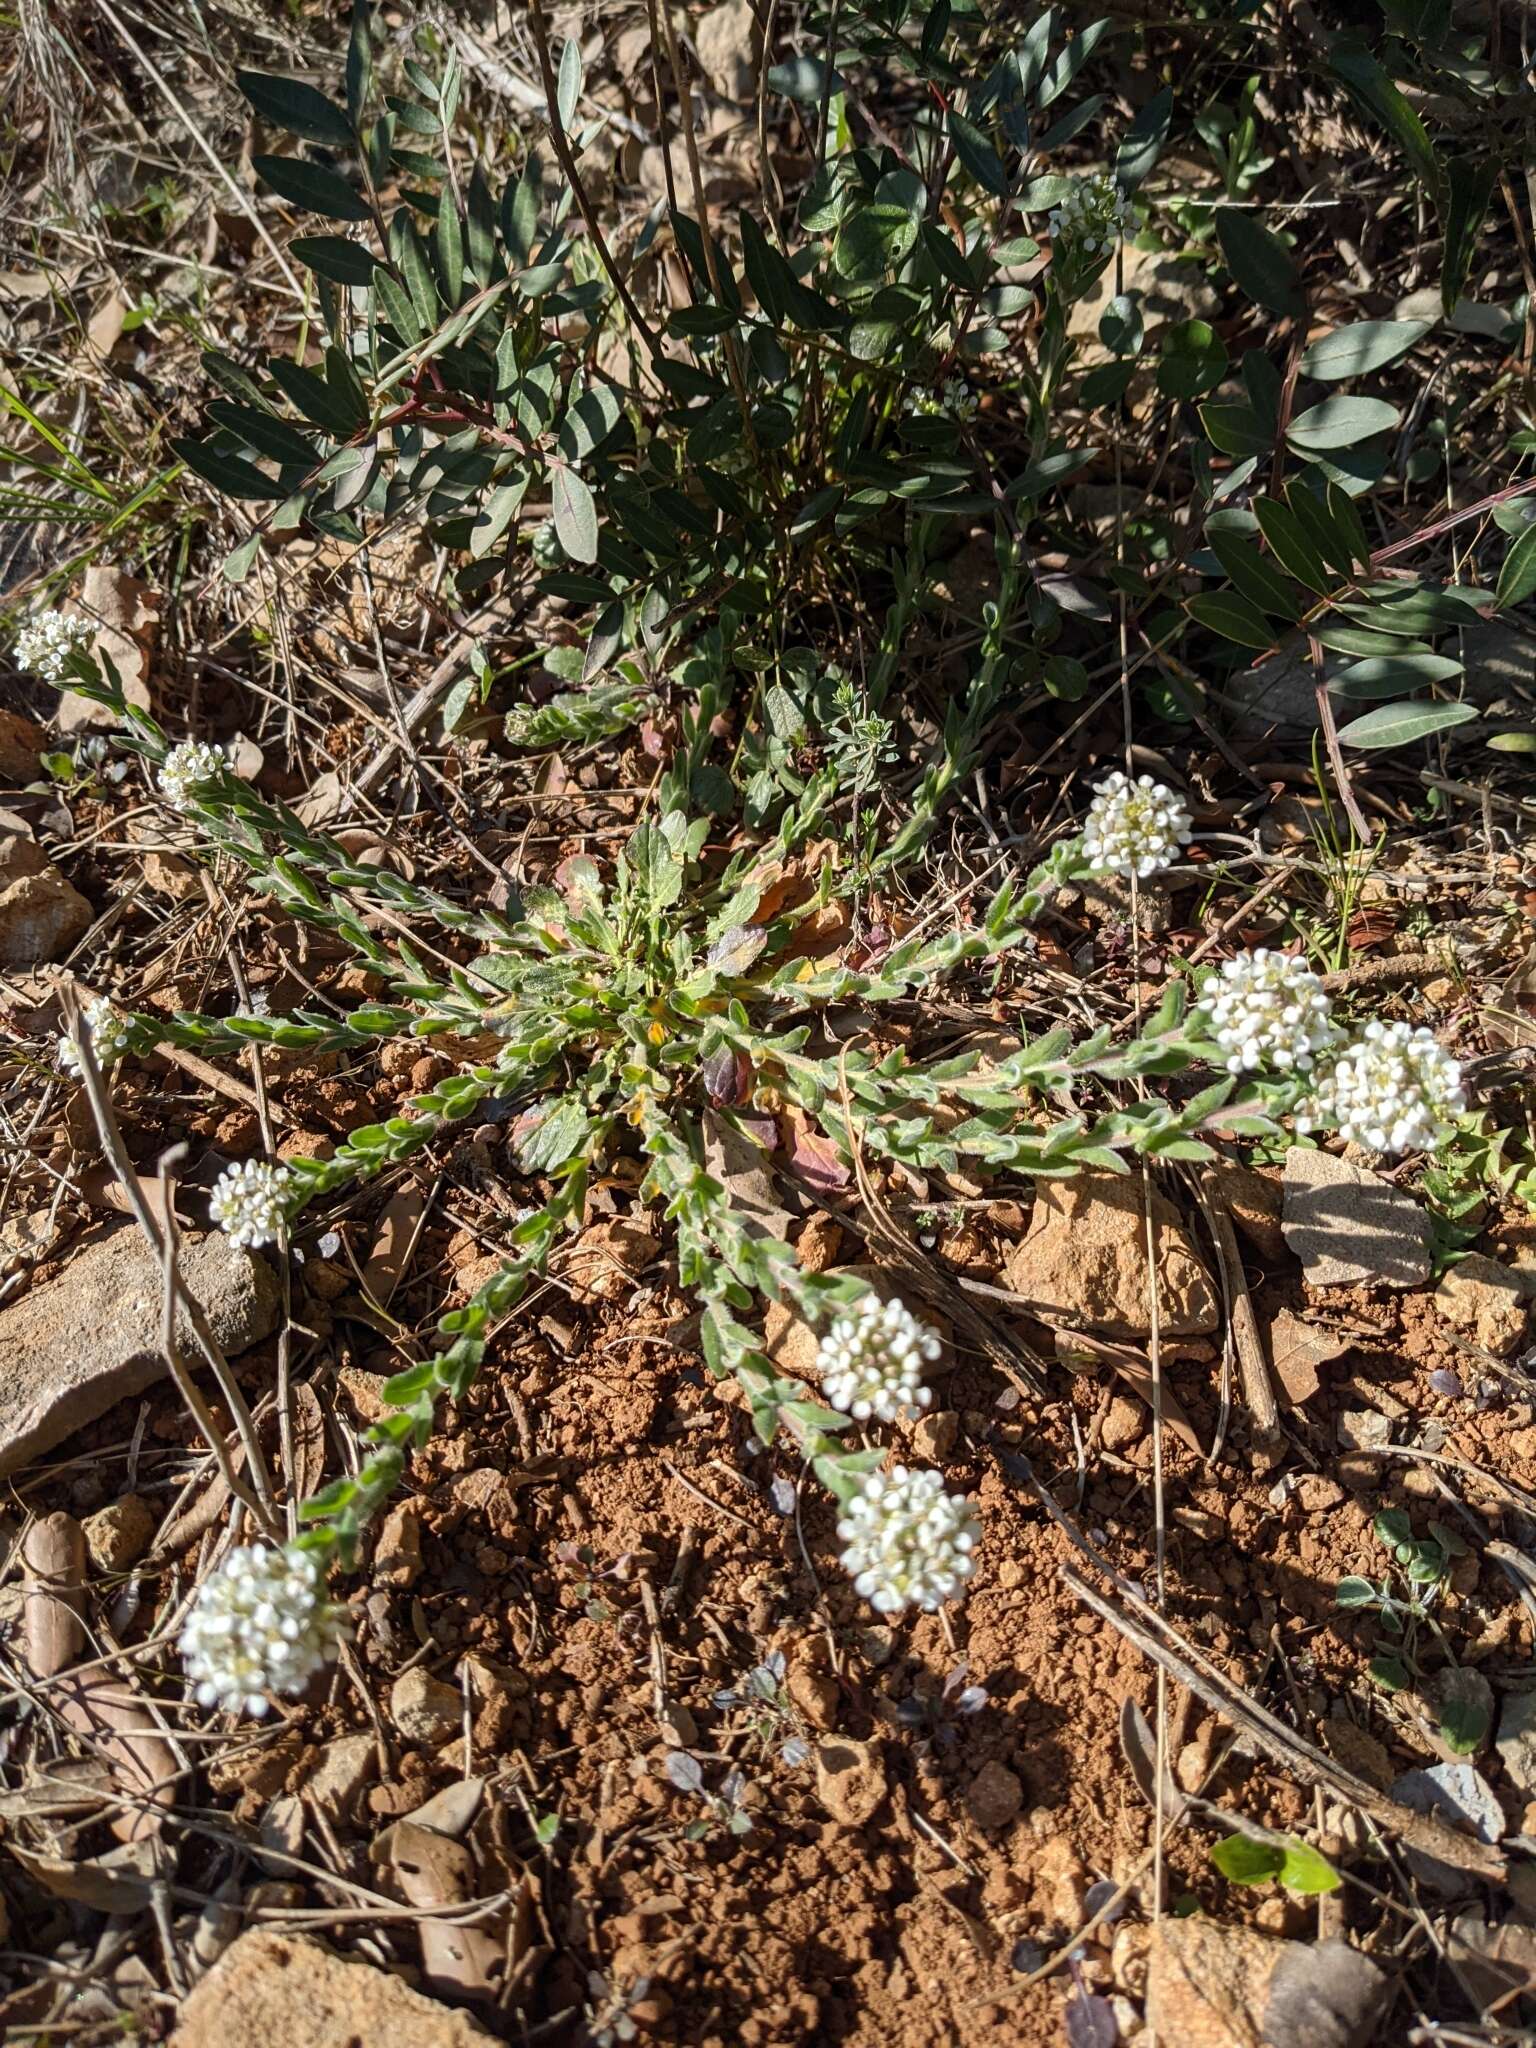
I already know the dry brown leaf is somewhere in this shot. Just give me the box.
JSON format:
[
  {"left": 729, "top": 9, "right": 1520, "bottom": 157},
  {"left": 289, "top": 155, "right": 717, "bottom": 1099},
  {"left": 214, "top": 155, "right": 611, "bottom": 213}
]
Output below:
[
  {"left": 289, "top": 1380, "right": 328, "bottom": 1502},
  {"left": 372, "top": 1816, "right": 503, "bottom": 2002},
  {"left": 59, "top": 566, "right": 156, "bottom": 732},
  {"left": 701, "top": 1107, "right": 794, "bottom": 1241},
  {"left": 0, "top": 1757, "right": 116, "bottom": 1821},
  {"left": 1265, "top": 1308, "right": 1352, "bottom": 1410},
  {"left": 51, "top": 1671, "right": 178, "bottom": 1842},
  {"left": 362, "top": 1185, "right": 427, "bottom": 1308},
  {"left": 6, "top": 1837, "right": 161, "bottom": 1913},
  {"left": 22, "top": 1513, "right": 85, "bottom": 1679}
]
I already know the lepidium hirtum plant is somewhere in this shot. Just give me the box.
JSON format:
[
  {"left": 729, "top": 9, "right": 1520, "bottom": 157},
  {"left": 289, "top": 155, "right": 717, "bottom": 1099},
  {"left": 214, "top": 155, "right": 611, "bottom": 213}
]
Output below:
[{"left": 12, "top": 0, "right": 1489, "bottom": 1716}]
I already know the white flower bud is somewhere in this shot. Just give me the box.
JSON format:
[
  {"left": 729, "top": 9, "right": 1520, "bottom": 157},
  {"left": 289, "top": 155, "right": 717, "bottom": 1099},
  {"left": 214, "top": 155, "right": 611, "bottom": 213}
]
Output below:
[
  {"left": 157, "top": 739, "right": 227, "bottom": 811},
  {"left": 58, "top": 996, "right": 133, "bottom": 1075},
  {"left": 818, "top": 1294, "right": 940, "bottom": 1423},
  {"left": 1197, "top": 949, "right": 1339, "bottom": 1074},
  {"left": 13, "top": 610, "right": 92, "bottom": 681},
  {"left": 1047, "top": 173, "right": 1137, "bottom": 255},
  {"left": 1298, "top": 1020, "right": 1466, "bottom": 1158},
  {"left": 209, "top": 1158, "right": 291, "bottom": 1249},
  {"left": 837, "top": 1465, "right": 978, "bottom": 1615},
  {"left": 1081, "top": 770, "right": 1192, "bottom": 879},
  {"left": 180, "top": 1542, "right": 347, "bottom": 1717}
]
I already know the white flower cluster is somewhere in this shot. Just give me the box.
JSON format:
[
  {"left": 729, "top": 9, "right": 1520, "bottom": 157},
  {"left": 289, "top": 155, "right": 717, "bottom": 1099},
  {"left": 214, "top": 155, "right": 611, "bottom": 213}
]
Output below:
[
  {"left": 1048, "top": 173, "right": 1137, "bottom": 255},
  {"left": 1197, "top": 949, "right": 1339, "bottom": 1075},
  {"left": 1299, "top": 1020, "right": 1466, "bottom": 1157},
  {"left": 209, "top": 1158, "right": 291, "bottom": 1248},
  {"left": 157, "top": 739, "right": 227, "bottom": 811},
  {"left": 58, "top": 996, "right": 133, "bottom": 1075},
  {"left": 837, "top": 1465, "right": 978, "bottom": 1615},
  {"left": 1082, "top": 770, "right": 1192, "bottom": 879},
  {"left": 818, "top": 1294, "right": 939, "bottom": 1422},
  {"left": 180, "top": 1542, "right": 347, "bottom": 1716},
  {"left": 905, "top": 377, "right": 979, "bottom": 422},
  {"left": 13, "top": 609, "right": 91, "bottom": 681}
]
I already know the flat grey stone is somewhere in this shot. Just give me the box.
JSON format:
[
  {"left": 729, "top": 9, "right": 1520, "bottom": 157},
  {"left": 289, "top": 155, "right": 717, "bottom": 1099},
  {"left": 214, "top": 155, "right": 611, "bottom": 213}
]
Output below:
[
  {"left": 1496, "top": 1688, "right": 1536, "bottom": 1801},
  {"left": 1390, "top": 1762, "right": 1505, "bottom": 1895},
  {"left": 0, "top": 1226, "right": 280, "bottom": 1476},
  {"left": 1281, "top": 1146, "right": 1432, "bottom": 1289}
]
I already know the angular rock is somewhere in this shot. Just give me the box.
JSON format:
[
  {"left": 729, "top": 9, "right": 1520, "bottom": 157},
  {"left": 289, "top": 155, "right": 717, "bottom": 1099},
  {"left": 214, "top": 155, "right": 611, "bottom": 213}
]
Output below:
[
  {"left": 1391, "top": 1762, "right": 1505, "bottom": 1894},
  {"left": 0, "top": 863, "right": 92, "bottom": 966},
  {"left": 1004, "top": 1171, "right": 1218, "bottom": 1336},
  {"left": 169, "top": 1929, "right": 494, "bottom": 2047},
  {"left": 391, "top": 1667, "right": 461, "bottom": 1746},
  {"left": 1434, "top": 1254, "right": 1528, "bottom": 1357},
  {"left": 1496, "top": 1688, "right": 1536, "bottom": 1802},
  {"left": 305, "top": 1734, "right": 378, "bottom": 1818},
  {"left": 1146, "top": 1918, "right": 1385, "bottom": 2048},
  {"left": 0, "top": 1228, "right": 280, "bottom": 1477},
  {"left": 1067, "top": 239, "right": 1220, "bottom": 350},
  {"left": 964, "top": 1759, "right": 1023, "bottom": 1830},
  {"left": 83, "top": 1495, "right": 155, "bottom": 1573},
  {"left": 1281, "top": 1147, "right": 1432, "bottom": 1289},
  {"left": 694, "top": 0, "right": 757, "bottom": 98},
  {"left": 814, "top": 1736, "right": 886, "bottom": 1828},
  {"left": 0, "top": 708, "right": 45, "bottom": 783}
]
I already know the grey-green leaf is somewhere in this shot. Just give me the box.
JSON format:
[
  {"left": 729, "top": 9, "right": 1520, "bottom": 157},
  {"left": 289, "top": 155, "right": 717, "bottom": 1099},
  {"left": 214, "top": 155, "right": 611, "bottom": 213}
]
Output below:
[
  {"left": 1299, "top": 320, "right": 1430, "bottom": 381},
  {"left": 551, "top": 465, "right": 599, "bottom": 563},
  {"left": 1287, "top": 396, "right": 1399, "bottom": 451},
  {"left": 1337, "top": 701, "right": 1478, "bottom": 749},
  {"left": 1496, "top": 522, "right": 1536, "bottom": 610}
]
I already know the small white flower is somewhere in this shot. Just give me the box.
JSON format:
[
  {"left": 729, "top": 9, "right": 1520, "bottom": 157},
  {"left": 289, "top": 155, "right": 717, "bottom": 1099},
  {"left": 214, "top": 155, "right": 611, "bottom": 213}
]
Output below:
[
  {"left": 818, "top": 1294, "right": 939, "bottom": 1423},
  {"left": 836, "top": 1465, "right": 978, "bottom": 1615},
  {"left": 157, "top": 739, "right": 227, "bottom": 811},
  {"left": 58, "top": 996, "right": 133, "bottom": 1075},
  {"left": 1298, "top": 1020, "right": 1467, "bottom": 1157},
  {"left": 1082, "top": 770, "right": 1192, "bottom": 879},
  {"left": 903, "top": 376, "right": 979, "bottom": 423},
  {"left": 209, "top": 1158, "right": 291, "bottom": 1248},
  {"left": 1197, "top": 949, "right": 1339, "bottom": 1074},
  {"left": 180, "top": 1541, "right": 347, "bottom": 1716},
  {"left": 1047, "top": 172, "right": 1137, "bottom": 256},
  {"left": 12, "top": 609, "right": 92, "bottom": 682}
]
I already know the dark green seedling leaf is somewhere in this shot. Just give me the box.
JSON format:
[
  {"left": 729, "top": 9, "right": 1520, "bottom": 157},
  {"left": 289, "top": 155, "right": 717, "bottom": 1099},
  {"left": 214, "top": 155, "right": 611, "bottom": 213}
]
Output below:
[
  {"left": 946, "top": 109, "right": 1007, "bottom": 195},
  {"left": 1115, "top": 84, "right": 1172, "bottom": 193},
  {"left": 252, "top": 154, "right": 370, "bottom": 221},
  {"left": 1199, "top": 402, "right": 1273, "bottom": 459},
  {"left": 1497, "top": 522, "right": 1536, "bottom": 610},
  {"left": 171, "top": 437, "right": 285, "bottom": 500},
  {"left": 200, "top": 348, "right": 270, "bottom": 409},
  {"left": 1300, "top": 319, "right": 1430, "bottom": 381},
  {"left": 373, "top": 268, "right": 424, "bottom": 344},
  {"left": 501, "top": 160, "right": 542, "bottom": 266},
  {"left": 1330, "top": 44, "right": 1441, "bottom": 200},
  {"left": 205, "top": 401, "right": 320, "bottom": 467},
  {"left": 1035, "top": 18, "right": 1111, "bottom": 108},
  {"left": 1253, "top": 498, "right": 1331, "bottom": 593},
  {"left": 1341, "top": 587, "right": 1484, "bottom": 635},
  {"left": 1210, "top": 1834, "right": 1284, "bottom": 1886},
  {"left": 1215, "top": 207, "right": 1302, "bottom": 319},
  {"left": 551, "top": 464, "right": 598, "bottom": 563},
  {"left": 266, "top": 356, "right": 361, "bottom": 436},
  {"left": 1442, "top": 158, "right": 1497, "bottom": 318},
  {"left": 1157, "top": 319, "right": 1227, "bottom": 400},
  {"left": 435, "top": 198, "right": 465, "bottom": 306},
  {"left": 1099, "top": 294, "right": 1143, "bottom": 357},
  {"left": 1209, "top": 532, "right": 1300, "bottom": 620},
  {"left": 919, "top": 219, "right": 977, "bottom": 291},
  {"left": 290, "top": 235, "right": 378, "bottom": 286},
  {"left": 1370, "top": 1652, "right": 1411, "bottom": 1691},
  {"left": 1337, "top": 701, "right": 1478, "bottom": 749},
  {"left": 558, "top": 386, "right": 622, "bottom": 464},
  {"left": 345, "top": 0, "right": 373, "bottom": 124},
  {"left": 237, "top": 71, "right": 354, "bottom": 147},
  {"left": 1288, "top": 396, "right": 1399, "bottom": 452},
  {"left": 1186, "top": 591, "right": 1275, "bottom": 651},
  {"left": 1079, "top": 361, "right": 1135, "bottom": 407},
  {"left": 1286, "top": 482, "right": 1358, "bottom": 581}
]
